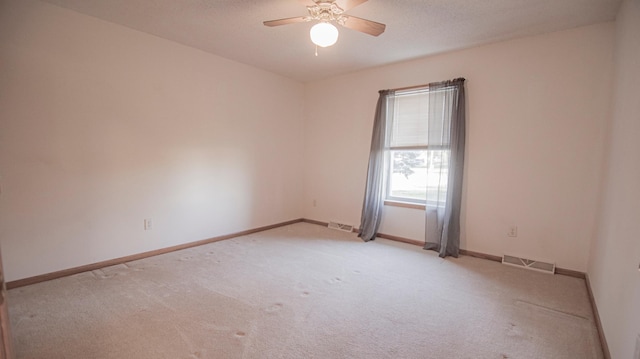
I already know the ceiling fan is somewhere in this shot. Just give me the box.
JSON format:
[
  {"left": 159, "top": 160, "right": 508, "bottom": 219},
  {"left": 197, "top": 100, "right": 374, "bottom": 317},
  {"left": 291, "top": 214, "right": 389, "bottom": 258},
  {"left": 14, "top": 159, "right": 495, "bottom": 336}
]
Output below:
[{"left": 263, "top": 0, "right": 386, "bottom": 49}]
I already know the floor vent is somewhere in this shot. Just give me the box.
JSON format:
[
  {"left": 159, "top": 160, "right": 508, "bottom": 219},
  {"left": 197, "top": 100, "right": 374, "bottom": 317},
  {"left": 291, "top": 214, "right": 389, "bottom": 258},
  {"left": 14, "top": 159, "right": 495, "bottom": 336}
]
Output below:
[
  {"left": 502, "top": 254, "right": 555, "bottom": 274},
  {"left": 328, "top": 221, "right": 354, "bottom": 232}
]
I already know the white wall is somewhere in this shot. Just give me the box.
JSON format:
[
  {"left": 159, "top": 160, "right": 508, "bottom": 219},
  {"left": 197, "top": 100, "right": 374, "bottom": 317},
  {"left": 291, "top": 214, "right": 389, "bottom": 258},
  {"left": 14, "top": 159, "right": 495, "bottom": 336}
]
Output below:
[
  {"left": 0, "top": 0, "right": 633, "bottom": 354},
  {"left": 587, "top": 1, "right": 640, "bottom": 358},
  {"left": 304, "top": 22, "right": 614, "bottom": 272},
  {"left": 0, "top": 0, "right": 305, "bottom": 281}
]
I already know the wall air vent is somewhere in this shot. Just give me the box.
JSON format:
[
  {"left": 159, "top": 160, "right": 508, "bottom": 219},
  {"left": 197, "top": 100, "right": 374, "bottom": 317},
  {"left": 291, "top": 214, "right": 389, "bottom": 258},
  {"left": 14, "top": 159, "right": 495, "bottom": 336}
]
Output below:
[
  {"left": 502, "top": 254, "right": 555, "bottom": 274},
  {"left": 328, "top": 221, "right": 354, "bottom": 233}
]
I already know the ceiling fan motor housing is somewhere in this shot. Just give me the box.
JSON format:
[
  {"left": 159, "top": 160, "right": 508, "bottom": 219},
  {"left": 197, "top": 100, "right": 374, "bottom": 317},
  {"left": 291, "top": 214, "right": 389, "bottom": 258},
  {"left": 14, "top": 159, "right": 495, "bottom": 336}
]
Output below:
[{"left": 305, "top": 2, "right": 348, "bottom": 26}]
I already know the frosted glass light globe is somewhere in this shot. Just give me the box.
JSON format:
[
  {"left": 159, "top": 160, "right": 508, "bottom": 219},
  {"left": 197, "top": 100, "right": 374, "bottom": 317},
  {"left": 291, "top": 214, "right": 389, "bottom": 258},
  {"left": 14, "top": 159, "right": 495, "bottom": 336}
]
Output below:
[{"left": 310, "top": 22, "right": 339, "bottom": 47}]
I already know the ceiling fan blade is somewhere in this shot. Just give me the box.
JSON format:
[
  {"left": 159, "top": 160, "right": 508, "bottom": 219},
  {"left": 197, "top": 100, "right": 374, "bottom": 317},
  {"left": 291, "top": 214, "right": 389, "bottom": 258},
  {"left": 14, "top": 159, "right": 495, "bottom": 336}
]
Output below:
[
  {"left": 335, "top": 0, "right": 368, "bottom": 11},
  {"left": 263, "top": 16, "right": 308, "bottom": 27},
  {"left": 342, "top": 16, "right": 385, "bottom": 36}
]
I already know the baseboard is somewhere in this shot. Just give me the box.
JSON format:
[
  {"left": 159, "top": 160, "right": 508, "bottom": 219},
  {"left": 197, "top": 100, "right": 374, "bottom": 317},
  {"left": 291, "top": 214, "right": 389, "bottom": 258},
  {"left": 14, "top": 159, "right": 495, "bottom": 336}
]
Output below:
[
  {"left": 300, "top": 218, "right": 332, "bottom": 228},
  {"left": 459, "top": 249, "right": 503, "bottom": 262},
  {"left": 7, "top": 218, "right": 304, "bottom": 289},
  {"left": 585, "top": 273, "right": 611, "bottom": 359},
  {"left": 458, "top": 250, "right": 585, "bottom": 279},
  {"left": 300, "top": 219, "right": 422, "bottom": 247},
  {"left": 301, "top": 218, "right": 585, "bottom": 278},
  {"left": 376, "top": 233, "right": 423, "bottom": 247},
  {"left": 554, "top": 267, "right": 586, "bottom": 279}
]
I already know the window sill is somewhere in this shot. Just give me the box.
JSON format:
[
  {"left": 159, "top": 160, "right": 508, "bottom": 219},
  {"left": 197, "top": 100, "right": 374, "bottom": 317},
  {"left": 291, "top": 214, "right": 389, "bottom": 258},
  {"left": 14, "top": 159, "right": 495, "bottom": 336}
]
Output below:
[{"left": 383, "top": 200, "right": 426, "bottom": 210}]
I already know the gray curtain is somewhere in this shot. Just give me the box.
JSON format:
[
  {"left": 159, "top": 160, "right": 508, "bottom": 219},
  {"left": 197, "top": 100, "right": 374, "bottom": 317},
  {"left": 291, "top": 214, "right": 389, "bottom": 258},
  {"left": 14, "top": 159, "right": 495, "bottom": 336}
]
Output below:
[
  {"left": 358, "top": 90, "right": 394, "bottom": 241},
  {"left": 424, "top": 78, "right": 466, "bottom": 257}
]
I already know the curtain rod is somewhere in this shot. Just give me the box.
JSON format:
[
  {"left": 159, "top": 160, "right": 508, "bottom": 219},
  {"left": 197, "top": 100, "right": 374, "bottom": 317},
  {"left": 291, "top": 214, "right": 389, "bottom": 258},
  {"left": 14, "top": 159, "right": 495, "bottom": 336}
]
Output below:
[
  {"left": 389, "top": 83, "right": 429, "bottom": 92},
  {"left": 388, "top": 78, "right": 466, "bottom": 92}
]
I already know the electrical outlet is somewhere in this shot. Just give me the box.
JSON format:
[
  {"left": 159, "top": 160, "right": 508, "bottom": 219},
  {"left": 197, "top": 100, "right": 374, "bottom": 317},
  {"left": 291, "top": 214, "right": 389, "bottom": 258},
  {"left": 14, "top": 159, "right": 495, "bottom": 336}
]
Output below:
[
  {"left": 144, "top": 218, "right": 152, "bottom": 230},
  {"left": 508, "top": 225, "right": 518, "bottom": 237}
]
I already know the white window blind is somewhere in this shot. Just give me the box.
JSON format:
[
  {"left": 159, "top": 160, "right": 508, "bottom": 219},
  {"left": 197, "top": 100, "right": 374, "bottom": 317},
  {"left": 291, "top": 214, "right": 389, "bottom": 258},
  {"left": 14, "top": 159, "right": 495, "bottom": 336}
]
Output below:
[
  {"left": 387, "top": 87, "right": 455, "bottom": 149},
  {"left": 388, "top": 90, "right": 429, "bottom": 148}
]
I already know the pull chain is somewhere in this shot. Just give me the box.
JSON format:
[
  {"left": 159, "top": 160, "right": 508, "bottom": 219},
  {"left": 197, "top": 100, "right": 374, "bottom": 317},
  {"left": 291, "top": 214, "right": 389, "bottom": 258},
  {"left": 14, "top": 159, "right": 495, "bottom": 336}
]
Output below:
[{"left": 315, "top": 44, "right": 318, "bottom": 57}]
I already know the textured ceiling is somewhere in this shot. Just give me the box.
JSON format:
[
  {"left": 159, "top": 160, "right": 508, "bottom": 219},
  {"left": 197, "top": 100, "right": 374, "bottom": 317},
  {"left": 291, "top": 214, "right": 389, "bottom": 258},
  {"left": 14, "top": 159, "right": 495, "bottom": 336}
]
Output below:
[{"left": 40, "top": 0, "right": 621, "bottom": 82}]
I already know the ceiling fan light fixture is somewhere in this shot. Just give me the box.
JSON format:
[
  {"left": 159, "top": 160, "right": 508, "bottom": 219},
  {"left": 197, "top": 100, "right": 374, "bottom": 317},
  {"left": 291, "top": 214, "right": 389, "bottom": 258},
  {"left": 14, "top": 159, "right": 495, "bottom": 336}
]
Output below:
[{"left": 310, "top": 22, "right": 339, "bottom": 47}]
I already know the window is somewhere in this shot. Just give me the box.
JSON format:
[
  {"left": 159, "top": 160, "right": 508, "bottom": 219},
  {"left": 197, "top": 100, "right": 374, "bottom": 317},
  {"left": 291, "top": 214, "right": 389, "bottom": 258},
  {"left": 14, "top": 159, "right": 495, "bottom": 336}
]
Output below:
[
  {"left": 385, "top": 87, "right": 451, "bottom": 207},
  {"left": 359, "top": 78, "right": 465, "bottom": 253}
]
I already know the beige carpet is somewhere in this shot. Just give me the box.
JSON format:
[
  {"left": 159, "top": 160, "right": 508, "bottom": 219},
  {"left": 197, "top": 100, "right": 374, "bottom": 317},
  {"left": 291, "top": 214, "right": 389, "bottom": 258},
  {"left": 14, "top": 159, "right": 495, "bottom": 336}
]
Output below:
[{"left": 8, "top": 222, "right": 602, "bottom": 358}]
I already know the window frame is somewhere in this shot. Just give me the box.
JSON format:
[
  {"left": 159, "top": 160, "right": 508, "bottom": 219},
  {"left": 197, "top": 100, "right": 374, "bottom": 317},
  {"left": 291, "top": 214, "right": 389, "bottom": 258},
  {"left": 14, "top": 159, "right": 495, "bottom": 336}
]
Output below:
[{"left": 384, "top": 86, "right": 431, "bottom": 206}]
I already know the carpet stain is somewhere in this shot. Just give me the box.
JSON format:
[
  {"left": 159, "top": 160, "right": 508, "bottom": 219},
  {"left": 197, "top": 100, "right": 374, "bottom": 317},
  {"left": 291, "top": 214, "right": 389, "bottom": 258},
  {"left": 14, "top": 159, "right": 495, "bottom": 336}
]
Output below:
[
  {"left": 329, "top": 277, "right": 343, "bottom": 284},
  {"left": 235, "top": 331, "right": 246, "bottom": 338},
  {"left": 265, "top": 303, "right": 283, "bottom": 313},
  {"left": 506, "top": 323, "right": 524, "bottom": 338},
  {"left": 300, "top": 291, "right": 310, "bottom": 297}
]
